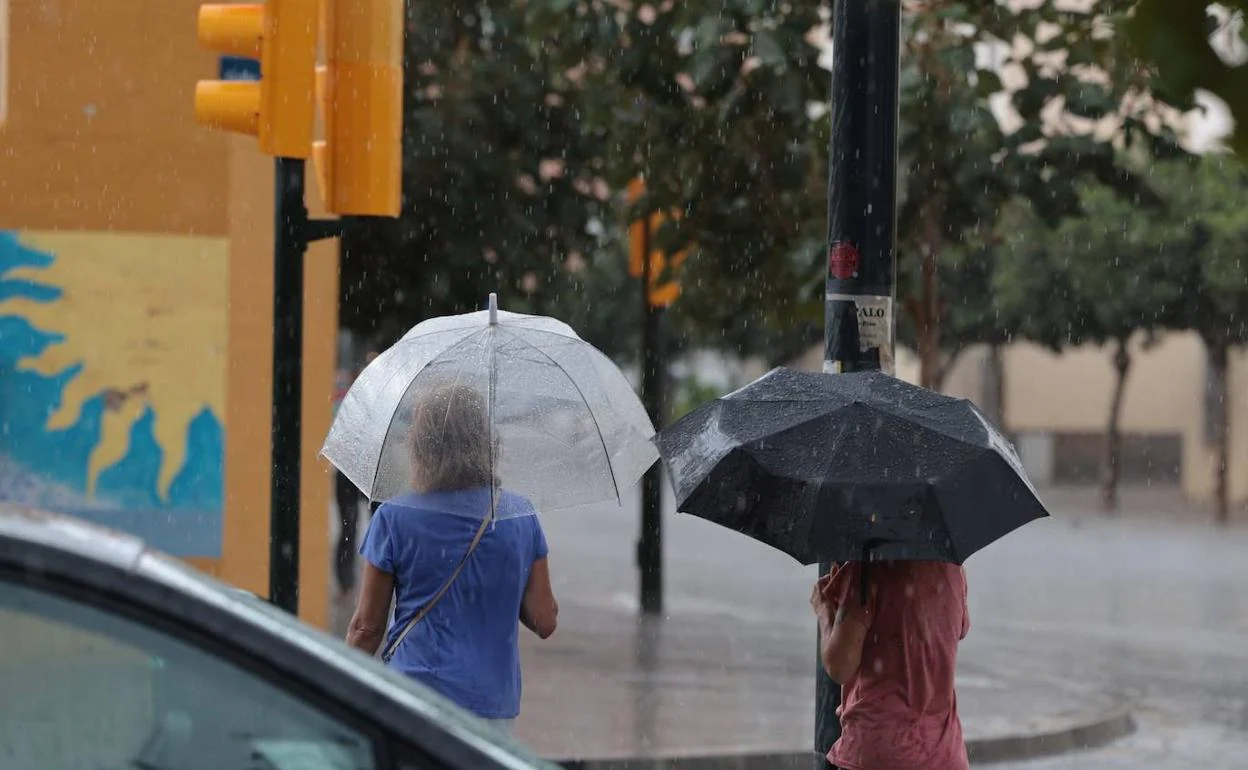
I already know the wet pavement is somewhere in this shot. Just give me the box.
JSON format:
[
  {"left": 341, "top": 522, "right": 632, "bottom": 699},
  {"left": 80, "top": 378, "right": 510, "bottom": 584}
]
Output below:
[
  {"left": 508, "top": 602, "right": 1132, "bottom": 763},
  {"left": 987, "top": 714, "right": 1248, "bottom": 769},
  {"left": 329, "top": 485, "right": 1248, "bottom": 764}
]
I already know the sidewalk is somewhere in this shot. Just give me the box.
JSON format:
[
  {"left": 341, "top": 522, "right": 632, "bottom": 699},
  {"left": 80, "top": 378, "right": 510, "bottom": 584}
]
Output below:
[
  {"left": 332, "top": 588, "right": 1133, "bottom": 766},
  {"left": 512, "top": 603, "right": 1134, "bottom": 767}
]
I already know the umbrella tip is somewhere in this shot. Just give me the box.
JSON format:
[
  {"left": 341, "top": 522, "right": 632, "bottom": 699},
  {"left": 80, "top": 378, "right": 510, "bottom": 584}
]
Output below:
[{"left": 488, "top": 292, "right": 499, "bottom": 325}]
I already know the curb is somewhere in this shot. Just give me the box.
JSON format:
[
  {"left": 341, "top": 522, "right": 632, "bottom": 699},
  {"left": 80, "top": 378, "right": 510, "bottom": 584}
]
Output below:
[
  {"left": 552, "top": 701, "right": 1136, "bottom": 769},
  {"left": 967, "top": 702, "right": 1136, "bottom": 765}
]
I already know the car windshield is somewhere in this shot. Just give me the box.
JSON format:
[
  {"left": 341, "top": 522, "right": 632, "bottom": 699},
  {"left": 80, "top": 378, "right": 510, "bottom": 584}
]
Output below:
[{"left": 136, "top": 550, "right": 557, "bottom": 770}]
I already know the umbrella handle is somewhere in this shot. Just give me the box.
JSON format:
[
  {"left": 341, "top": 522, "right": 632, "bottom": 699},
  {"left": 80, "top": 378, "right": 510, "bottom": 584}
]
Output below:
[{"left": 859, "top": 542, "right": 872, "bottom": 607}]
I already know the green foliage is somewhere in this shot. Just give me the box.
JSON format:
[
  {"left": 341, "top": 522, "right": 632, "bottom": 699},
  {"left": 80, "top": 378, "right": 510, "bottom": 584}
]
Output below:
[
  {"left": 1125, "top": 2, "right": 1248, "bottom": 156},
  {"left": 888, "top": 1, "right": 1189, "bottom": 385},
  {"left": 991, "top": 152, "right": 1248, "bottom": 353},
  {"left": 339, "top": 0, "right": 609, "bottom": 347},
  {"left": 988, "top": 152, "right": 1248, "bottom": 518},
  {"left": 1151, "top": 154, "right": 1248, "bottom": 347},
  {"left": 525, "top": 0, "right": 832, "bottom": 361},
  {"left": 670, "top": 375, "right": 726, "bottom": 423},
  {"left": 338, "top": 0, "right": 1201, "bottom": 375},
  {"left": 996, "top": 184, "right": 1177, "bottom": 352}
]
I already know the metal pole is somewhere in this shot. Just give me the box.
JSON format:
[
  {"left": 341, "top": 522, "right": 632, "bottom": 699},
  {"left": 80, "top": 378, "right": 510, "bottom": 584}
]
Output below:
[
  {"left": 639, "top": 215, "right": 665, "bottom": 616},
  {"left": 270, "top": 156, "right": 308, "bottom": 614},
  {"left": 816, "top": 1, "right": 901, "bottom": 767}
]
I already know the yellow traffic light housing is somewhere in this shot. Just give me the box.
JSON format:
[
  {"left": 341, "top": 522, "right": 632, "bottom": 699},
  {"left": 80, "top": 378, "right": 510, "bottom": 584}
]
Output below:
[
  {"left": 194, "top": 0, "right": 319, "bottom": 158},
  {"left": 627, "top": 178, "right": 688, "bottom": 309},
  {"left": 313, "top": 0, "right": 404, "bottom": 217}
]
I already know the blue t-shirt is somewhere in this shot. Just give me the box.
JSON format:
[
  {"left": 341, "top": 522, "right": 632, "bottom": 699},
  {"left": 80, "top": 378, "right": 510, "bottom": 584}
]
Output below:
[{"left": 359, "top": 487, "right": 548, "bottom": 719}]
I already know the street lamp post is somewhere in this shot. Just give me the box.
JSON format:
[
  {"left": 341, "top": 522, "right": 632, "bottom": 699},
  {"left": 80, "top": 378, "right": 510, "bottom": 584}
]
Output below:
[{"left": 815, "top": 0, "right": 902, "bottom": 767}]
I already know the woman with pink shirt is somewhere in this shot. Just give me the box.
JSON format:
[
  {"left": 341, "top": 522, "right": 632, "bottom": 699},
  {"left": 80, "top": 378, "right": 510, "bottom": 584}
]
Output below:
[{"left": 812, "top": 560, "right": 971, "bottom": 770}]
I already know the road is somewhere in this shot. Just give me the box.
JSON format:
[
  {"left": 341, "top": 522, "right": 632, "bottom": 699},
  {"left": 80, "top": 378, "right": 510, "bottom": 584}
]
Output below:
[
  {"left": 534, "top": 485, "right": 1248, "bottom": 764},
  {"left": 332, "top": 484, "right": 1248, "bottom": 765}
]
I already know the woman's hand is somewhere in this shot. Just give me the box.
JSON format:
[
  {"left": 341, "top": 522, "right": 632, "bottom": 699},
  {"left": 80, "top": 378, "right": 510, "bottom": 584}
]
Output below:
[
  {"left": 346, "top": 563, "right": 395, "bottom": 655},
  {"left": 810, "top": 574, "right": 837, "bottom": 624}
]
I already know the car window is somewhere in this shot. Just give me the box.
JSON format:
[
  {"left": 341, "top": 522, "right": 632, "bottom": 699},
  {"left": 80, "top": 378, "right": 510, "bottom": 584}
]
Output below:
[
  {"left": 140, "top": 552, "right": 545, "bottom": 753},
  {"left": 0, "top": 578, "right": 377, "bottom": 770}
]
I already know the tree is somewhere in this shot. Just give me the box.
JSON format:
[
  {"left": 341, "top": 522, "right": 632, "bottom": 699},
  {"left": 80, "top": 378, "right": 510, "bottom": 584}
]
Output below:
[
  {"left": 339, "top": 0, "right": 1198, "bottom": 379},
  {"left": 893, "top": 24, "right": 1008, "bottom": 390},
  {"left": 524, "top": 0, "right": 831, "bottom": 365},
  {"left": 1126, "top": 2, "right": 1248, "bottom": 156},
  {"left": 1046, "top": 185, "right": 1180, "bottom": 512},
  {"left": 338, "top": 0, "right": 613, "bottom": 346},
  {"left": 1153, "top": 155, "right": 1248, "bottom": 523},
  {"left": 893, "top": 220, "right": 1024, "bottom": 403},
  {"left": 895, "top": 1, "right": 1188, "bottom": 389},
  {"left": 997, "top": 156, "right": 1248, "bottom": 519},
  {"left": 993, "top": 182, "right": 1185, "bottom": 513}
]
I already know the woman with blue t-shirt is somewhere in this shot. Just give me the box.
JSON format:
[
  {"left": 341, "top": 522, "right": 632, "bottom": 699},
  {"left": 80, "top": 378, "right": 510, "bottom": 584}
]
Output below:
[{"left": 345, "top": 382, "right": 559, "bottom": 734}]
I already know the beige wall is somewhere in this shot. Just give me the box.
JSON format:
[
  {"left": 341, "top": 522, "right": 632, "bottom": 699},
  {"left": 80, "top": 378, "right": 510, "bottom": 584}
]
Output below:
[{"left": 941, "top": 334, "right": 1248, "bottom": 509}]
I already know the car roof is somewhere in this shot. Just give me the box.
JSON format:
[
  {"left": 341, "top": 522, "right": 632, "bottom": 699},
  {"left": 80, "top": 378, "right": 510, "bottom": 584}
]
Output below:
[
  {"left": 0, "top": 505, "right": 559, "bottom": 770},
  {"left": 0, "top": 503, "right": 147, "bottom": 569}
]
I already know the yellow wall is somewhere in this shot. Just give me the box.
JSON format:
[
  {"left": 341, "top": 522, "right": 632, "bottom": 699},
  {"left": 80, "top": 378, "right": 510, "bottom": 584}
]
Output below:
[
  {"left": 214, "top": 138, "right": 337, "bottom": 627},
  {"left": 0, "top": 0, "right": 336, "bottom": 626},
  {"left": 940, "top": 335, "right": 1248, "bottom": 510}
]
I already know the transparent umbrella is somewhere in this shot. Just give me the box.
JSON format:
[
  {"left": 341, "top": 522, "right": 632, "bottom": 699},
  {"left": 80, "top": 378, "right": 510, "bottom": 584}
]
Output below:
[{"left": 321, "top": 294, "right": 658, "bottom": 518}]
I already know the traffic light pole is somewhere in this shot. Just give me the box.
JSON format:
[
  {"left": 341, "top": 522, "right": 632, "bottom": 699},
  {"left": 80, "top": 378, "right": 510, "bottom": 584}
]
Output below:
[
  {"left": 816, "top": 1, "right": 901, "bottom": 767},
  {"left": 270, "top": 157, "right": 344, "bottom": 614},
  {"left": 638, "top": 215, "right": 665, "bottom": 617}
]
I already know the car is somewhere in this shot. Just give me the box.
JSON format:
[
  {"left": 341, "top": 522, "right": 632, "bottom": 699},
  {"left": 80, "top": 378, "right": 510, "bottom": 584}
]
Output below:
[{"left": 0, "top": 504, "right": 562, "bottom": 770}]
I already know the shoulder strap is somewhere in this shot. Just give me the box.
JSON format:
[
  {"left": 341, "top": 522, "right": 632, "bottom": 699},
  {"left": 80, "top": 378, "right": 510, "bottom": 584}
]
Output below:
[{"left": 381, "top": 500, "right": 495, "bottom": 664}]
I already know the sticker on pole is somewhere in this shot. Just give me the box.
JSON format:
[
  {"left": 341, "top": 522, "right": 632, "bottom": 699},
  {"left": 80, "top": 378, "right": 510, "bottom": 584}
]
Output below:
[
  {"left": 827, "top": 292, "right": 894, "bottom": 375},
  {"left": 827, "top": 242, "right": 861, "bottom": 280}
]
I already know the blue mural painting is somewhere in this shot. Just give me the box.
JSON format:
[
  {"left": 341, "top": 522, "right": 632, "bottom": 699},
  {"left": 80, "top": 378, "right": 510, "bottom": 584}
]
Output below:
[{"left": 0, "top": 232, "right": 224, "bottom": 556}]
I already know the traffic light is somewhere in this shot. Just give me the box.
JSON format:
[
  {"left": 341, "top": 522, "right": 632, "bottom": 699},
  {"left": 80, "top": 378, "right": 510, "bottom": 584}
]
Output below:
[
  {"left": 194, "top": 1, "right": 319, "bottom": 158},
  {"left": 627, "top": 178, "right": 688, "bottom": 309},
  {"left": 312, "top": 0, "right": 404, "bottom": 217}
]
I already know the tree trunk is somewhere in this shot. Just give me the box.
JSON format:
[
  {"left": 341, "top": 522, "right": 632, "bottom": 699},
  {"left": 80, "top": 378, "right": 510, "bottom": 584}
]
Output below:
[
  {"left": 1209, "top": 339, "right": 1231, "bottom": 525},
  {"left": 1101, "top": 339, "right": 1132, "bottom": 513},
  {"left": 915, "top": 196, "right": 946, "bottom": 390},
  {"left": 928, "top": 358, "right": 949, "bottom": 393},
  {"left": 983, "top": 343, "right": 1007, "bottom": 429}
]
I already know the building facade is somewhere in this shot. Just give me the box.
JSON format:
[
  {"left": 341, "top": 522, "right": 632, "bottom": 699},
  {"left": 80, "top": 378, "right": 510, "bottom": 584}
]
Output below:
[
  {"left": 938, "top": 336, "right": 1247, "bottom": 514},
  {"left": 0, "top": 0, "right": 339, "bottom": 626}
]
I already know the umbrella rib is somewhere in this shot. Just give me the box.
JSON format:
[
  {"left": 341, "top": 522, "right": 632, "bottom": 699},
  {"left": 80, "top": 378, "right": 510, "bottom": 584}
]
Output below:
[
  {"left": 498, "top": 327, "right": 622, "bottom": 505},
  {"left": 367, "top": 327, "right": 491, "bottom": 498},
  {"left": 898, "top": 400, "right": 1010, "bottom": 456},
  {"left": 488, "top": 325, "right": 499, "bottom": 523},
  {"left": 329, "top": 327, "right": 476, "bottom": 497}
]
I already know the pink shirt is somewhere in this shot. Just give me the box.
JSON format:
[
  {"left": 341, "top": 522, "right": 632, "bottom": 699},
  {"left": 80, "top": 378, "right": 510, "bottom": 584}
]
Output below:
[{"left": 823, "top": 561, "right": 970, "bottom": 770}]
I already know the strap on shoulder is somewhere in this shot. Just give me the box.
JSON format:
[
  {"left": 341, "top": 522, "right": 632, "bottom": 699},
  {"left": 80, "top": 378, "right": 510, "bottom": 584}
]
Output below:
[{"left": 381, "top": 498, "right": 496, "bottom": 664}]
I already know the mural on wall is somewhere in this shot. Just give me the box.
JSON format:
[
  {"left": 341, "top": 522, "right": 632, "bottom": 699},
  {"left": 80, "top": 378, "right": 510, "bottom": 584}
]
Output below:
[{"left": 0, "top": 230, "right": 227, "bottom": 556}]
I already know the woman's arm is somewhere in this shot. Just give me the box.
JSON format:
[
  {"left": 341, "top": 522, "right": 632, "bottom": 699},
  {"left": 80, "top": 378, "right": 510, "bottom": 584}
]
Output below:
[
  {"left": 811, "top": 569, "right": 870, "bottom": 684},
  {"left": 346, "top": 562, "right": 395, "bottom": 655},
  {"left": 520, "top": 557, "right": 558, "bottom": 639},
  {"left": 819, "top": 604, "right": 868, "bottom": 684}
]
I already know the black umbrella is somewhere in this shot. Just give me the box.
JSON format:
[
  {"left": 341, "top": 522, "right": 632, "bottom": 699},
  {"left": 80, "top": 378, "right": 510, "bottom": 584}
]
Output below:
[{"left": 658, "top": 367, "right": 1048, "bottom": 568}]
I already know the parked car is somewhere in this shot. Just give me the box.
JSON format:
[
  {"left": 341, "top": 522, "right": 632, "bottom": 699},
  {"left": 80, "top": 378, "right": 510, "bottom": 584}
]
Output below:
[{"left": 0, "top": 504, "right": 561, "bottom": 770}]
